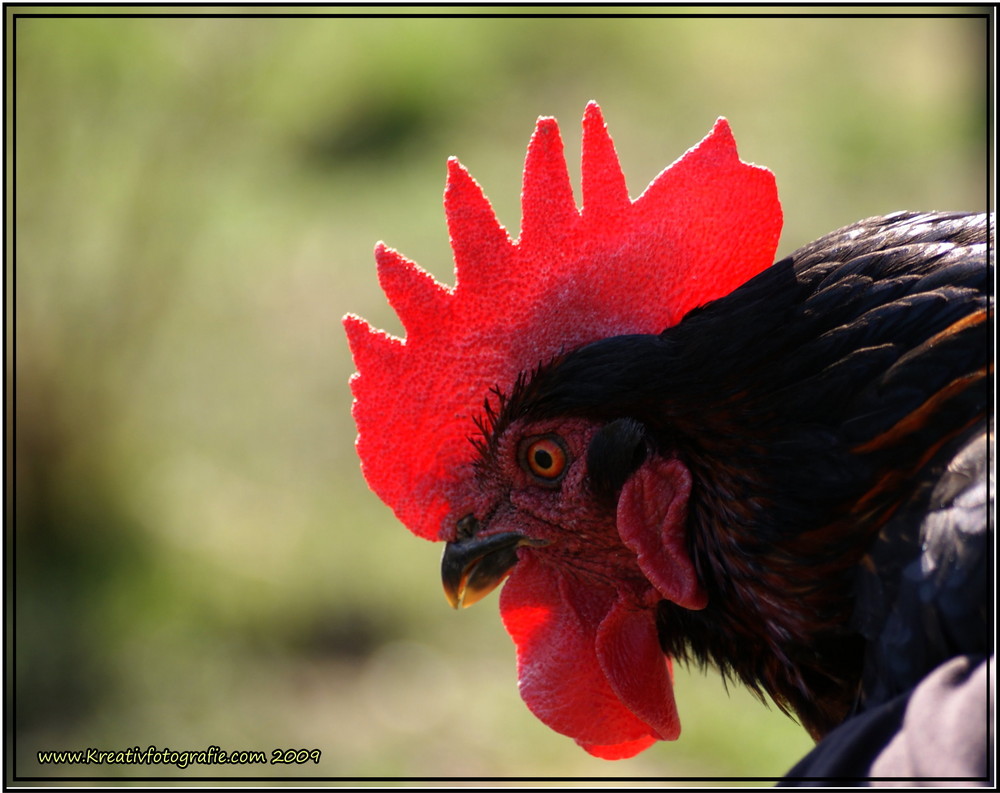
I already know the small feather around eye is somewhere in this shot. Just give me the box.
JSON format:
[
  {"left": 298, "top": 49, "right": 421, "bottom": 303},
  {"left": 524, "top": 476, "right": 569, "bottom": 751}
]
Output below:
[
  {"left": 520, "top": 435, "right": 570, "bottom": 483},
  {"left": 586, "top": 418, "right": 650, "bottom": 504}
]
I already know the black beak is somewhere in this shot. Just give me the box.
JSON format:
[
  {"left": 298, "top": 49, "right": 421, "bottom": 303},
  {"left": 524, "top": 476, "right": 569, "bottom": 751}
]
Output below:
[{"left": 440, "top": 518, "right": 548, "bottom": 609}]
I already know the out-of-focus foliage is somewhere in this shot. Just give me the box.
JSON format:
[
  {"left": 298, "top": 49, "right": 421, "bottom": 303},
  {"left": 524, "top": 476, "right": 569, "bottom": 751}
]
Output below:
[{"left": 9, "top": 10, "right": 987, "bottom": 781}]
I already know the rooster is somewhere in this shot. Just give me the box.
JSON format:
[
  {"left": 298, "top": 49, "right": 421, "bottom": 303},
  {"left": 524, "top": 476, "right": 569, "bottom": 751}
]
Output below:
[{"left": 344, "top": 103, "right": 992, "bottom": 779}]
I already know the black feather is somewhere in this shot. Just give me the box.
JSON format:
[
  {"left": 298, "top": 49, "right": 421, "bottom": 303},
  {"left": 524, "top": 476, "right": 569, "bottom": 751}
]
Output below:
[
  {"left": 586, "top": 418, "right": 650, "bottom": 505},
  {"left": 854, "top": 417, "right": 993, "bottom": 708}
]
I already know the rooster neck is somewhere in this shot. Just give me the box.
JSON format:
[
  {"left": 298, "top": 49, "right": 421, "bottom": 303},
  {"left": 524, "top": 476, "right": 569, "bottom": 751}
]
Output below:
[
  {"left": 651, "top": 212, "right": 992, "bottom": 738},
  {"left": 653, "top": 388, "right": 874, "bottom": 739},
  {"left": 665, "top": 440, "right": 871, "bottom": 738},
  {"left": 666, "top": 408, "right": 989, "bottom": 740}
]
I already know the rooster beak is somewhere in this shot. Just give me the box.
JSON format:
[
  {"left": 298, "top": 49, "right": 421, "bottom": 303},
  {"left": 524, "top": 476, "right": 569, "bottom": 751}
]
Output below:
[{"left": 441, "top": 519, "right": 548, "bottom": 609}]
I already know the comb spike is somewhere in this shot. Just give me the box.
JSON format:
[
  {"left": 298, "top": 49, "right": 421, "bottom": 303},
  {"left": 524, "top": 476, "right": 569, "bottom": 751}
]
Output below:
[
  {"left": 375, "top": 243, "right": 451, "bottom": 340},
  {"left": 699, "top": 117, "right": 739, "bottom": 164},
  {"left": 637, "top": 117, "right": 741, "bottom": 204},
  {"left": 632, "top": 116, "right": 782, "bottom": 321},
  {"left": 519, "top": 116, "right": 579, "bottom": 252},
  {"left": 445, "top": 158, "right": 514, "bottom": 297},
  {"left": 343, "top": 314, "right": 404, "bottom": 380},
  {"left": 581, "top": 101, "right": 630, "bottom": 224}
]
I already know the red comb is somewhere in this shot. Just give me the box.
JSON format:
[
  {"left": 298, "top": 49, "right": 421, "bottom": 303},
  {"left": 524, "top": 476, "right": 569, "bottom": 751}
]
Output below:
[{"left": 344, "top": 102, "right": 782, "bottom": 541}]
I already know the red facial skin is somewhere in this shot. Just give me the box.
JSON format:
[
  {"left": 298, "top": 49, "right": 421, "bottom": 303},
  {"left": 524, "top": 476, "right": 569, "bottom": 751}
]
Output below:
[{"left": 468, "top": 417, "right": 706, "bottom": 758}]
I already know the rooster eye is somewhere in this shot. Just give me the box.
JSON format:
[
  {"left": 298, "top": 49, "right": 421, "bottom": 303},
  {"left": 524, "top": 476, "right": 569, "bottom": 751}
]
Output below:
[{"left": 520, "top": 435, "right": 569, "bottom": 484}]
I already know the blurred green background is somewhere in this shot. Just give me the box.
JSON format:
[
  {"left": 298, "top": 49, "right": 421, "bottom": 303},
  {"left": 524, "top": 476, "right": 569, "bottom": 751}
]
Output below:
[{"left": 8, "top": 8, "right": 988, "bottom": 783}]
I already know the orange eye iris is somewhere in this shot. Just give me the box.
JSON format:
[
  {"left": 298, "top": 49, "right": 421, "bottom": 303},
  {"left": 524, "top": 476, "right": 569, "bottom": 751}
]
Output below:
[{"left": 522, "top": 436, "right": 569, "bottom": 482}]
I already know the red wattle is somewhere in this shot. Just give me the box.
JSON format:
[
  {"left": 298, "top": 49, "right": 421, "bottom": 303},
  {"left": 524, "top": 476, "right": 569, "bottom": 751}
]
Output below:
[{"left": 500, "top": 554, "right": 679, "bottom": 756}]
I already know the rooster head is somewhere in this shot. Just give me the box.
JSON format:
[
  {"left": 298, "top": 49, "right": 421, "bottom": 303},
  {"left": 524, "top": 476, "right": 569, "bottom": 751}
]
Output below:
[{"left": 343, "top": 103, "right": 782, "bottom": 758}]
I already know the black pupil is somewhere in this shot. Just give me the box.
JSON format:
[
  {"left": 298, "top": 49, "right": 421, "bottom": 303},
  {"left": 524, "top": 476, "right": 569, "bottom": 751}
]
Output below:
[{"left": 534, "top": 448, "right": 554, "bottom": 471}]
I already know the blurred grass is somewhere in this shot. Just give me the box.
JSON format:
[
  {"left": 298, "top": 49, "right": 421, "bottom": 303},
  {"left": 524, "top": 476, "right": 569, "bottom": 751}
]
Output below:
[{"left": 7, "top": 9, "right": 988, "bottom": 783}]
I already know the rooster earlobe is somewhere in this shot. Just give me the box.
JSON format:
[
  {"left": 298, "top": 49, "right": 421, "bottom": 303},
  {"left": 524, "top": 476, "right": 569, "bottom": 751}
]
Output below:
[{"left": 617, "top": 457, "right": 708, "bottom": 611}]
